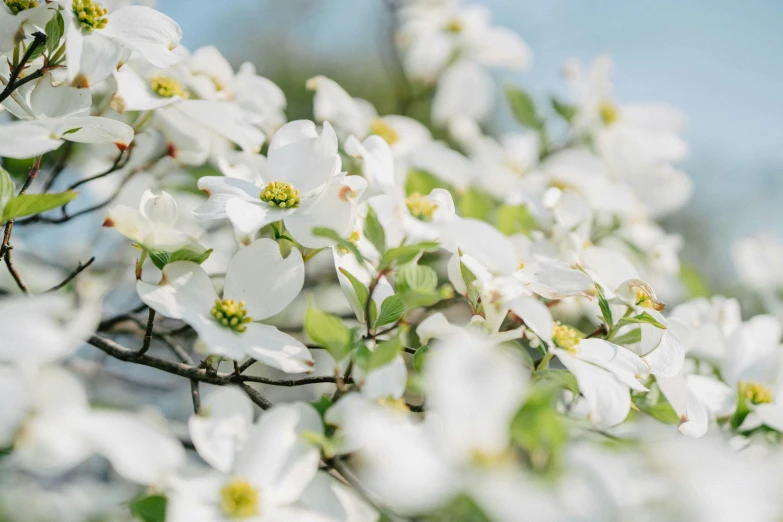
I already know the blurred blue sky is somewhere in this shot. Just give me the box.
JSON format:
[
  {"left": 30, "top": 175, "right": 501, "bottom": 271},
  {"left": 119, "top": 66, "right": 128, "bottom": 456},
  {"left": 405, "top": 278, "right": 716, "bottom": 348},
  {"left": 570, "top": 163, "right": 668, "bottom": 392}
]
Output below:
[{"left": 158, "top": 0, "right": 783, "bottom": 283}]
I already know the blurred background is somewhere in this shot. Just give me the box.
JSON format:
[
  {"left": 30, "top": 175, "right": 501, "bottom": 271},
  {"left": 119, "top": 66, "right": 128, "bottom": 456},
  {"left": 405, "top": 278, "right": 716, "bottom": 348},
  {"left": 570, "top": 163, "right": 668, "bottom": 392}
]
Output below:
[{"left": 157, "top": 0, "right": 783, "bottom": 291}]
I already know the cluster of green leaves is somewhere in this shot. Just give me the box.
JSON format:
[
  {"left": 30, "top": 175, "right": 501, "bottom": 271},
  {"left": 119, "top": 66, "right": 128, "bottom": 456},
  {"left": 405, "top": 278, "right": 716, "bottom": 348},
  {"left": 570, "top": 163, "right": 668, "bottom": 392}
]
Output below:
[
  {"left": 148, "top": 245, "right": 213, "bottom": 270},
  {"left": 0, "top": 167, "right": 76, "bottom": 224}
]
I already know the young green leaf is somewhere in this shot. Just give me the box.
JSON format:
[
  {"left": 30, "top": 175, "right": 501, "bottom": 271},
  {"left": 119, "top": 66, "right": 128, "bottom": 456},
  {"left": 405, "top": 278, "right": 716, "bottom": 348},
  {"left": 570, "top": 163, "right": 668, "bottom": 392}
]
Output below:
[
  {"left": 595, "top": 283, "right": 613, "bottom": 329},
  {"left": 611, "top": 328, "right": 642, "bottom": 345},
  {"left": 304, "top": 306, "right": 353, "bottom": 362},
  {"left": 129, "top": 495, "right": 167, "bottom": 522},
  {"left": 2, "top": 190, "right": 77, "bottom": 222},
  {"left": 379, "top": 242, "right": 439, "bottom": 271},
  {"left": 460, "top": 261, "right": 481, "bottom": 311},
  {"left": 0, "top": 167, "right": 14, "bottom": 218},
  {"left": 617, "top": 312, "right": 666, "bottom": 330},
  {"left": 505, "top": 85, "right": 543, "bottom": 130},
  {"left": 45, "top": 12, "right": 64, "bottom": 54},
  {"left": 413, "top": 344, "right": 429, "bottom": 372},
  {"left": 396, "top": 262, "right": 438, "bottom": 294},
  {"left": 376, "top": 294, "right": 405, "bottom": 327},
  {"left": 550, "top": 96, "right": 578, "bottom": 123},
  {"left": 364, "top": 206, "right": 386, "bottom": 254},
  {"left": 355, "top": 336, "right": 403, "bottom": 372},
  {"left": 149, "top": 251, "right": 171, "bottom": 270},
  {"left": 170, "top": 246, "right": 213, "bottom": 265}
]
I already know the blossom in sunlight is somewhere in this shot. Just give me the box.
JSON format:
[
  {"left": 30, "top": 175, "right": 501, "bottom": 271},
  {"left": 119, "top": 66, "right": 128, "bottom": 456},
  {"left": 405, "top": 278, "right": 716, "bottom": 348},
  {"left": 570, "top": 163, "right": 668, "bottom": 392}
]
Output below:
[
  {"left": 194, "top": 120, "right": 366, "bottom": 246},
  {"left": 137, "top": 238, "right": 314, "bottom": 372},
  {"left": 0, "top": 73, "right": 134, "bottom": 158},
  {"left": 104, "top": 189, "right": 192, "bottom": 252}
]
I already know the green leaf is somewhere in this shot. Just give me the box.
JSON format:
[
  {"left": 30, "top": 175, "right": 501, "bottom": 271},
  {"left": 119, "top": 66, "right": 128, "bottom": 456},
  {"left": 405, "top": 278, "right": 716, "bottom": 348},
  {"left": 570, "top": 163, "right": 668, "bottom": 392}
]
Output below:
[
  {"left": 611, "top": 328, "right": 642, "bottom": 345},
  {"left": 302, "top": 430, "right": 338, "bottom": 459},
  {"left": 170, "top": 246, "right": 213, "bottom": 265},
  {"left": 396, "top": 262, "right": 438, "bottom": 293},
  {"left": 364, "top": 206, "right": 386, "bottom": 255},
  {"left": 405, "top": 169, "right": 445, "bottom": 196},
  {"left": 309, "top": 395, "right": 333, "bottom": 420},
  {"left": 510, "top": 388, "right": 570, "bottom": 472},
  {"left": 505, "top": 85, "right": 543, "bottom": 130},
  {"left": 495, "top": 204, "right": 538, "bottom": 236},
  {"left": 45, "top": 12, "right": 64, "bottom": 54},
  {"left": 0, "top": 167, "right": 14, "bottom": 219},
  {"left": 617, "top": 312, "right": 666, "bottom": 330},
  {"left": 312, "top": 227, "right": 364, "bottom": 264},
  {"left": 356, "top": 335, "right": 403, "bottom": 372},
  {"left": 413, "top": 345, "right": 429, "bottom": 372},
  {"left": 304, "top": 306, "right": 353, "bottom": 362},
  {"left": 638, "top": 401, "right": 680, "bottom": 424},
  {"left": 457, "top": 187, "right": 494, "bottom": 220},
  {"left": 375, "top": 294, "right": 405, "bottom": 327},
  {"left": 338, "top": 267, "right": 370, "bottom": 317},
  {"left": 595, "top": 283, "right": 613, "bottom": 329},
  {"left": 129, "top": 495, "right": 167, "bottom": 522},
  {"left": 149, "top": 251, "right": 170, "bottom": 270},
  {"left": 534, "top": 369, "right": 579, "bottom": 396},
  {"left": 460, "top": 261, "right": 481, "bottom": 311},
  {"left": 550, "top": 96, "right": 577, "bottom": 123},
  {"left": 2, "top": 190, "right": 77, "bottom": 222},
  {"left": 379, "top": 241, "right": 439, "bottom": 271}
]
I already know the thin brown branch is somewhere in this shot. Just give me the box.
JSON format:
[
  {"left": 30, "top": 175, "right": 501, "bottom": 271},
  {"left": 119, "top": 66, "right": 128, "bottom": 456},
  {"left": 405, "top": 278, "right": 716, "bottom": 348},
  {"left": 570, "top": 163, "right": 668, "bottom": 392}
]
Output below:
[
  {"left": 45, "top": 256, "right": 95, "bottom": 293},
  {"left": 4, "top": 248, "right": 28, "bottom": 294},
  {"left": 137, "top": 308, "right": 156, "bottom": 355},
  {"left": 238, "top": 383, "right": 274, "bottom": 410},
  {"left": 0, "top": 32, "right": 47, "bottom": 104}
]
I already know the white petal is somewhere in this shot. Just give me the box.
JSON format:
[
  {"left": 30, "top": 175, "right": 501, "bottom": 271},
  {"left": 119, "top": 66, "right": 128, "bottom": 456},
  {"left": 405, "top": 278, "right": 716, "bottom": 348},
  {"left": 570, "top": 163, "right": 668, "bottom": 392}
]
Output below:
[
  {"left": 285, "top": 175, "right": 357, "bottom": 248},
  {"left": 223, "top": 239, "right": 304, "bottom": 321},
  {"left": 432, "top": 60, "right": 495, "bottom": 126},
  {"left": 113, "top": 65, "right": 178, "bottom": 112},
  {"left": 140, "top": 190, "right": 178, "bottom": 227},
  {"left": 173, "top": 101, "right": 265, "bottom": 153},
  {"left": 525, "top": 265, "right": 594, "bottom": 299},
  {"left": 242, "top": 323, "right": 315, "bottom": 374},
  {"left": 136, "top": 261, "right": 217, "bottom": 320},
  {"left": 643, "top": 325, "right": 685, "bottom": 378},
  {"left": 81, "top": 411, "right": 186, "bottom": 485},
  {"left": 267, "top": 120, "right": 340, "bottom": 195},
  {"left": 225, "top": 198, "right": 290, "bottom": 243},
  {"left": 103, "top": 6, "right": 183, "bottom": 68},
  {"left": 29, "top": 75, "right": 91, "bottom": 119},
  {"left": 686, "top": 374, "right": 735, "bottom": 417},
  {"left": 752, "top": 404, "right": 783, "bottom": 432},
  {"left": 508, "top": 296, "right": 553, "bottom": 345},
  {"left": 355, "top": 355, "right": 407, "bottom": 400},
  {"left": 189, "top": 387, "right": 253, "bottom": 473},
  {"left": 53, "top": 116, "right": 134, "bottom": 149},
  {"left": 0, "top": 120, "right": 63, "bottom": 158}
]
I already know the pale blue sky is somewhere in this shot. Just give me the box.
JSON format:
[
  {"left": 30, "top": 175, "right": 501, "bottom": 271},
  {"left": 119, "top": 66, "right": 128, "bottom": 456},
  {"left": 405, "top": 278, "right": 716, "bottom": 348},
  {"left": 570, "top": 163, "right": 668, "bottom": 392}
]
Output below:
[{"left": 158, "top": 0, "right": 783, "bottom": 283}]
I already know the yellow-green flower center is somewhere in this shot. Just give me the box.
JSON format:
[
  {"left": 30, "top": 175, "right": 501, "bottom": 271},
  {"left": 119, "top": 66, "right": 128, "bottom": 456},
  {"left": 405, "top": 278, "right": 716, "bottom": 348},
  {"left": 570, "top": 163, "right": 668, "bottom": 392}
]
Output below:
[
  {"left": 260, "top": 181, "right": 300, "bottom": 209},
  {"left": 599, "top": 101, "right": 619, "bottom": 126},
  {"left": 376, "top": 396, "right": 410, "bottom": 414},
  {"left": 73, "top": 0, "right": 108, "bottom": 31},
  {"left": 739, "top": 381, "right": 774, "bottom": 405},
  {"left": 405, "top": 192, "right": 438, "bottom": 221},
  {"left": 219, "top": 479, "right": 260, "bottom": 518},
  {"left": 150, "top": 76, "right": 189, "bottom": 99},
  {"left": 552, "top": 322, "right": 584, "bottom": 353},
  {"left": 628, "top": 280, "right": 666, "bottom": 311},
  {"left": 4, "top": 0, "right": 38, "bottom": 14},
  {"left": 211, "top": 299, "right": 252, "bottom": 333},
  {"left": 445, "top": 19, "right": 463, "bottom": 33},
  {"left": 369, "top": 119, "right": 399, "bottom": 145}
]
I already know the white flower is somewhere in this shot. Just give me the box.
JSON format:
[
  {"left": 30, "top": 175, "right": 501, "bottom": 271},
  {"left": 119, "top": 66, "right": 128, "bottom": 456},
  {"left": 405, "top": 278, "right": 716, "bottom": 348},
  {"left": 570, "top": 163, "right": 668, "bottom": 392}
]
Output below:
[
  {"left": 59, "top": 0, "right": 183, "bottom": 87},
  {"left": 0, "top": 73, "right": 134, "bottom": 158},
  {"left": 104, "top": 189, "right": 192, "bottom": 252},
  {"left": 137, "top": 238, "right": 314, "bottom": 373},
  {"left": 0, "top": 1, "right": 57, "bottom": 53},
  {"left": 0, "top": 293, "right": 99, "bottom": 367},
  {"left": 7, "top": 366, "right": 185, "bottom": 485},
  {"left": 168, "top": 402, "right": 324, "bottom": 522},
  {"left": 194, "top": 120, "right": 366, "bottom": 246},
  {"left": 308, "top": 75, "right": 430, "bottom": 157}
]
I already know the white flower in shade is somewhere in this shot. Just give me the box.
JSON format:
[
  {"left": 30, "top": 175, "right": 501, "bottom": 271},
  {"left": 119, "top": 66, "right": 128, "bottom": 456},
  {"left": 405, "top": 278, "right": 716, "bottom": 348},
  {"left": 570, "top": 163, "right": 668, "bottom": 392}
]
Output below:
[
  {"left": 329, "top": 334, "right": 562, "bottom": 521},
  {"left": 718, "top": 314, "right": 783, "bottom": 432},
  {"left": 137, "top": 238, "right": 314, "bottom": 373},
  {"left": 431, "top": 59, "right": 495, "bottom": 126},
  {"left": 188, "top": 45, "right": 287, "bottom": 135},
  {"left": 0, "top": 294, "right": 99, "bottom": 367},
  {"left": 59, "top": 0, "right": 183, "bottom": 87},
  {"left": 346, "top": 135, "right": 455, "bottom": 246},
  {"left": 167, "top": 403, "right": 325, "bottom": 522},
  {"left": 194, "top": 120, "right": 366, "bottom": 246},
  {"left": 396, "top": 2, "right": 531, "bottom": 83},
  {"left": 307, "top": 75, "right": 430, "bottom": 157},
  {"left": 670, "top": 295, "right": 742, "bottom": 363},
  {"left": 0, "top": 1, "right": 57, "bottom": 53},
  {"left": 0, "top": 73, "right": 134, "bottom": 158},
  {"left": 7, "top": 366, "right": 185, "bottom": 485},
  {"left": 104, "top": 189, "right": 192, "bottom": 252},
  {"left": 564, "top": 55, "right": 688, "bottom": 164},
  {"left": 188, "top": 387, "right": 254, "bottom": 474}
]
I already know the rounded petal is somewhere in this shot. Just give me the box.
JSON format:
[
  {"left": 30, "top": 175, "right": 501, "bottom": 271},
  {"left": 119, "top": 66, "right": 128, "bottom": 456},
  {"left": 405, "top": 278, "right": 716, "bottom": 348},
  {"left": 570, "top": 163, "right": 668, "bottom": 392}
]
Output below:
[
  {"left": 103, "top": 6, "right": 183, "bottom": 68},
  {"left": 242, "top": 323, "right": 315, "bottom": 374},
  {"left": 136, "top": 261, "right": 217, "bottom": 320},
  {"left": 508, "top": 296, "right": 553, "bottom": 346},
  {"left": 224, "top": 239, "right": 305, "bottom": 320}
]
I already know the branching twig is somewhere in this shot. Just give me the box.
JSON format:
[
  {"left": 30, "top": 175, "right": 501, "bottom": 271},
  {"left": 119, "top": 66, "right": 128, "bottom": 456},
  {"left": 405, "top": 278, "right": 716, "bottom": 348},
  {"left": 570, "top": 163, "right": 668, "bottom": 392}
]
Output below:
[
  {"left": 4, "top": 248, "right": 29, "bottom": 294},
  {"left": 238, "top": 383, "right": 274, "bottom": 410},
  {"left": 45, "top": 257, "right": 95, "bottom": 293},
  {"left": 0, "top": 32, "right": 47, "bottom": 104}
]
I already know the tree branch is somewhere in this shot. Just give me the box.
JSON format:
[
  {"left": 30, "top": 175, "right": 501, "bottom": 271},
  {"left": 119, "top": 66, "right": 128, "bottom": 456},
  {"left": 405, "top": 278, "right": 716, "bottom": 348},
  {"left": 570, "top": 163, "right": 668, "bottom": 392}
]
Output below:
[
  {"left": 0, "top": 32, "right": 47, "bottom": 104},
  {"left": 45, "top": 257, "right": 95, "bottom": 293}
]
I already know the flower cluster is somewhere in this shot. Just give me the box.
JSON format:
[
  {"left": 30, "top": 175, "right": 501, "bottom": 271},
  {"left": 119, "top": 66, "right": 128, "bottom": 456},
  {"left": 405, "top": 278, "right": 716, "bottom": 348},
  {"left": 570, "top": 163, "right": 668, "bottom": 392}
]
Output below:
[{"left": 0, "top": 0, "right": 780, "bottom": 521}]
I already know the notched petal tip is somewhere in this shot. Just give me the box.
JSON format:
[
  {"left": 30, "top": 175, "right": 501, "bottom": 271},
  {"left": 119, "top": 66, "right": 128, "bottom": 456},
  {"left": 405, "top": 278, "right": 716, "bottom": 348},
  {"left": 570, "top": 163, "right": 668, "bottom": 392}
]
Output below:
[
  {"left": 102, "top": 217, "right": 115, "bottom": 227},
  {"left": 166, "top": 143, "right": 177, "bottom": 158},
  {"left": 72, "top": 74, "right": 90, "bottom": 89},
  {"left": 115, "top": 142, "right": 129, "bottom": 152}
]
